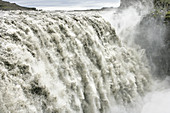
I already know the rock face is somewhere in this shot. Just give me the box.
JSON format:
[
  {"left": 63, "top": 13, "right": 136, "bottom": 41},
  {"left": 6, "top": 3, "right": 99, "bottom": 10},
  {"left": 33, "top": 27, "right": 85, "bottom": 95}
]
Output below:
[
  {"left": 0, "top": 0, "right": 36, "bottom": 10},
  {"left": 154, "top": 0, "right": 170, "bottom": 76},
  {"left": 119, "top": 0, "right": 136, "bottom": 8},
  {"left": 136, "top": 15, "right": 170, "bottom": 77},
  {"left": 119, "top": 0, "right": 170, "bottom": 76},
  {"left": 154, "top": 0, "right": 170, "bottom": 10},
  {"left": 135, "top": 0, "right": 170, "bottom": 77},
  {"left": 119, "top": 0, "right": 152, "bottom": 8},
  {"left": 153, "top": 0, "right": 170, "bottom": 22}
]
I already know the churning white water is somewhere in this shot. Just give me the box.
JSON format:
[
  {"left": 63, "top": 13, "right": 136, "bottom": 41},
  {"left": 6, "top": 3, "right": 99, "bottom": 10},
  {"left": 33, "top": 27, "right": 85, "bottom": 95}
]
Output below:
[
  {"left": 0, "top": 10, "right": 152, "bottom": 113},
  {"left": 101, "top": 1, "right": 170, "bottom": 113},
  {"left": 0, "top": 1, "right": 169, "bottom": 113}
]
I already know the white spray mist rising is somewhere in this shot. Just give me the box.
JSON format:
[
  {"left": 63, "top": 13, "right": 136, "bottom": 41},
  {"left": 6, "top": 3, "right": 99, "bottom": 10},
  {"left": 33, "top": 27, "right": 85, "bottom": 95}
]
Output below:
[{"left": 101, "top": 0, "right": 170, "bottom": 113}]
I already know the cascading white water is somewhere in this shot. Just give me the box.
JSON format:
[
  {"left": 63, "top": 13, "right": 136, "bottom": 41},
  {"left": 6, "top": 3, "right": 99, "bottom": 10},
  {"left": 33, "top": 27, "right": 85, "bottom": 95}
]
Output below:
[
  {"left": 101, "top": 0, "right": 170, "bottom": 113},
  {"left": 101, "top": 0, "right": 154, "bottom": 47},
  {"left": 0, "top": 10, "right": 152, "bottom": 113}
]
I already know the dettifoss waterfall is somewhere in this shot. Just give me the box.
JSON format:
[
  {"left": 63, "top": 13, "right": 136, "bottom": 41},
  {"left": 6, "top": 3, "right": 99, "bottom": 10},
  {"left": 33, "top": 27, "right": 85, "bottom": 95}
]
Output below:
[{"left": 0, "top": 1, "right": 169, "bottom": 113}]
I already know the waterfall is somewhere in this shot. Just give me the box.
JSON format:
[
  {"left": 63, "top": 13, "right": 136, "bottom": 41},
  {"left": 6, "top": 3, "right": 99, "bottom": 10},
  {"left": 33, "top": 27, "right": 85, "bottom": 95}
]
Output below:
[
  {"left": 0, "top": 11, "right": 151, "bottom": 113},
  {"left": 101, "top": 0, "right": 170, "bottom": 113}
]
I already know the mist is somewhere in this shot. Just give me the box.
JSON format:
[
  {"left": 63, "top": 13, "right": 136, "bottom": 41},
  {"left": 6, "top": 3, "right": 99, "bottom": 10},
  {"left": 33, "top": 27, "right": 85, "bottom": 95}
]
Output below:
[{"left": 101, "top": 0, "right": 170, "bottom": 112}]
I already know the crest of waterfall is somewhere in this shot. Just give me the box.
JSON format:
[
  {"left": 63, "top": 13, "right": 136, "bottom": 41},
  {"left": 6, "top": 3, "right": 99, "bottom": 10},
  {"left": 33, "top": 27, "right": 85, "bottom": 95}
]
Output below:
[{"left": 0, "top": 11, "right": 151, "bottom": 113}]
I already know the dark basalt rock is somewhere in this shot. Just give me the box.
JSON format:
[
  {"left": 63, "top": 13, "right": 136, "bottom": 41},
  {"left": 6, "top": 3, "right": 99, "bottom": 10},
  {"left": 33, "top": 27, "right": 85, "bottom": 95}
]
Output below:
[
  {"left": 119, "top": 0, "right": 170, "bottom": 76},
  {"left": 154, "top": 0, "right": 170, "bottom": 11},
  {"left": 137, "top": 0, "right": 170, "bottom": 77}
]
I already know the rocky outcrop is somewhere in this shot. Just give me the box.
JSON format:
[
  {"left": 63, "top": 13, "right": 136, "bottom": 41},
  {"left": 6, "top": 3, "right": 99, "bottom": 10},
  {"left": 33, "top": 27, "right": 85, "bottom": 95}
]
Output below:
[
  {"left": 153, "top": 0, "right": 170, "bottom": 22},
  {"left": 137, "top": 0, "right": 170, "bottom": 77},
  {"left": 0, "top": 0, "right": 36, "bottom": 10},
  {"left": 136, "top": 15, "right": 170, "bottom": 77},
  {"left": 119, "top": 0, "right": 135, "bottom": 8},
  {"left": 154, "top": 0, "right": 170, "bottom": 11},
  {"left": 119, "top": 0, "right": 170, "bottom": 76},
  {"left": 119, "top": 0, "right": 153, "bottom": 8}
]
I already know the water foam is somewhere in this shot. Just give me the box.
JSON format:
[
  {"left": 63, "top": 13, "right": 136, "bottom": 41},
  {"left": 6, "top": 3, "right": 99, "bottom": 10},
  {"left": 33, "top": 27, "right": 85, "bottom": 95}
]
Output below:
[{"left": 0, "top": 11, "right": 151, "bottom": 113}]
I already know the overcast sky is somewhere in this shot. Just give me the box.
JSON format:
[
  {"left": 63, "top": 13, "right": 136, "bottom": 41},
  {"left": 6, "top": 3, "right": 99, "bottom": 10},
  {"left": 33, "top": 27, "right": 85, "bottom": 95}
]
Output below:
[{"left": 4, "top": 0, "right": 120, "bottom": 10}]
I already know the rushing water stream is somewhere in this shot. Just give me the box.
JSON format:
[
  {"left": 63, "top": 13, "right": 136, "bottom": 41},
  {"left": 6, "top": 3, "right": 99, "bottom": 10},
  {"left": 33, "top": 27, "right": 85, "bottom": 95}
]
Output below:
[
  {"left": 0, "top": 1, "right": 169, "bottom": 113},
  {"left": 0, "top": 11, "right": 152, "bottom": 113}
]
